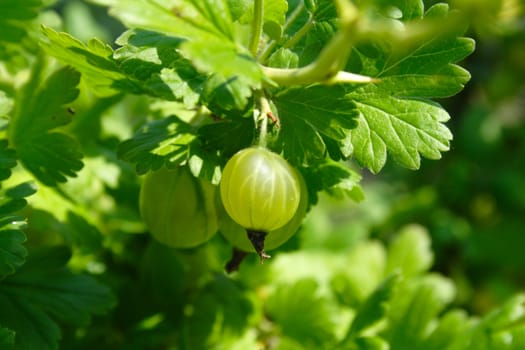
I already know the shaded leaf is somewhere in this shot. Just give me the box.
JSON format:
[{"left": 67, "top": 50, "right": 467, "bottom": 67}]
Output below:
[
  {"left": 0, "top": 140, "right": 17, "bottom": 181},
  {"left": 0, "top": 246, "right": 116, "bottom": 350},
  {"left": 302, "top": 159, "right": 363, "bottom": 204},
  {"left": 0, "top": 326, "right": 15, "bottom": 350},
  {"left": 183, "top": 274, "right": 254, "bottom": 349},
  {"left": 118, "top": 115, "right": 222, "bottom": 182},
  {"left": 0, "top": 0, "right": 44, "bottom": 44},
  {"left": 117, "top": 116, "right": 196, "bottom": 174},
  {"left": 9, "top": 60, "right": 83, "bottom": 186},
  {"left": 274, "top": 85, "right": 359, "bottom": 165},
  {"left": 0, "top": 182, "right": 36, "bottom": 278},
  {"left": 198, "top": 117, "right": 255, "bottom": 159},
  {"left": 202, "top": 73, "right": 255, "bottom": 112}
]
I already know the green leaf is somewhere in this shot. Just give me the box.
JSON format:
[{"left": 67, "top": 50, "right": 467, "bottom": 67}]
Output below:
[
  {"left": 139, "top": 241, "right": 186, "bottom": 309},
  {"left": 0, "top": 0, "right": 44, "bottom": 44},
  {"left": 331, "top": 241, "right": 387, "bottom": 306},
  {"left": 240, "top": 0, "right": 288, "bottom": 25},
  {"left": 181, "top": 0, "right": 236, "bottom": 38},
  {"left": 117, "top": 116, "right": 196, "bottom": 174},
  {"left": 183, "top": 274, "right": 254, "bottom": 349},
  {"left": 346, "top": 86, "right": 453, "bottom": 173},
  {"left": 198, "top": 117, "right": 255, "bottom": 159},
  {"left": 0, "top": 182, "right": 36, "bottom": 278},
  {"left": 274, "top": 85, "right": 359, "bottom": 165},
  {"left": 476, "top": 293, "right": 525, "bottom": 332},
  {"left": 202, "top": 73, "right": 255, "bottom": 112},
  {"left": 300, "top": 20, "right": 338, "bottom": 65},
  {"left": 264, "top": 0, "right": 288, "bottom": 25},
  {"left": 302, "top": 159, "right": 363, "bottom": 204},
  {"left": 65, "top": 212, "right": 103, "bottom": 254},
  {"left": 0, "top": 246, "right": 116, "bottom": 350},
  {"left": 375, "top": 0, "right": 424, "bottom": 20},
  {"left": 274, "top": 337, "right": 307, "bottom": 350},
  {"left": 385, "top": 224, "right": 433, "bottom": 277},
  {"left": 462, "top": 294, "right": 525, "bottom": 350},
  {"left": 347, "top": 273, "right": 401, "bottom": 338},
  {"left": 181, "top": 38, "right": 263, "bottom": 90},
  {"left": 0, "top": 326, "right": 15, "bottom": 350},
  {"left": 40, "top": 26, "right": 140, "bottom": 97},
  {"left": 268, "top": 48, "right": 299, "bottom": 68},
  {"left": 365, "top": 24, "right": 474, "bottom": 98},
  {"left": 42, "top": 27, "right": 206, "bottom": 106},
  {"left": 345, "top": 4, "right": 474, "bottom": 172},
  {"left": 306, "top": 0, "right": 337, "bottom": 21},
  {"left": 261, "top": 0, "right": 289, "bottom": 40},
  {"left": 0, "top": 292, "right": 60, "bottom": 350},
  {"left": 386, "top": 274, "right": 456, "bottom": 350},
  {"left": 88, "top": 0, "right": 205, "bottom": 39},
  {"left": 117, "top": 115, "right": 222, "bottom": 182},
  {"left": 9, "top": 61, "right": 83, "bottom": 186},
  {"left": 274, "top": 114, "right": 326, "bottom": 165},
  {"left": 265, "top": 279, "right": 336, "bottom": 347},
  {"left": 421, "top": 310, "right": 470, "bottom": 350},
  {"left": 114, "top": 29, "right": 204, "bottom": 107},
  {"left": 91, "top": 0, "right": 263, "bottom": 93},
  {"left": 0, "top": 140, "right": 17, "bottom": 181},
  {"left": 342, "top": 336, "right": 389, "bottom": 350},
  {"left": 0, "top": 91, "right": 14, "bottom": 117},
  {"left": 227, "top": 0, "right": 251, "bottom": 21}
]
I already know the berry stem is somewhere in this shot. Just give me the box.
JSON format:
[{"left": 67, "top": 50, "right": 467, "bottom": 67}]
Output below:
[{"left": 225, "top": 248, "right": 249, "bottom": 273}]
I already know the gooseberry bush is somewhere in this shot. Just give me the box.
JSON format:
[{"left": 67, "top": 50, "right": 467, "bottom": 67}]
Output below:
[{"left": 1, "top": 0, "right": 525, "bottom": 349}]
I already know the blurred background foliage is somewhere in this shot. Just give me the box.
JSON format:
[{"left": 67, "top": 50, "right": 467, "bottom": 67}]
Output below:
[{"left": 371, "top": 0, "right": 525, "bottom": 314}]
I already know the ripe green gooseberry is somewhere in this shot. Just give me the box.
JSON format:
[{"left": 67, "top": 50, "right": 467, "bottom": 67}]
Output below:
[
  {"left": 139, "top": 166, "right": 218, "bottom": 248},
  {"left": 218, "top": 169, "right": 308, "bottom": 252},
  {"left": 219, "top": 147, "right": 301, "bottom": 259}
]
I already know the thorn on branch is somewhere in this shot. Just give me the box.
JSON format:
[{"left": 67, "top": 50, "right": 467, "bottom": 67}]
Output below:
[{"left": 267, "top": 111, "right": 280, "bottom": 128}]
